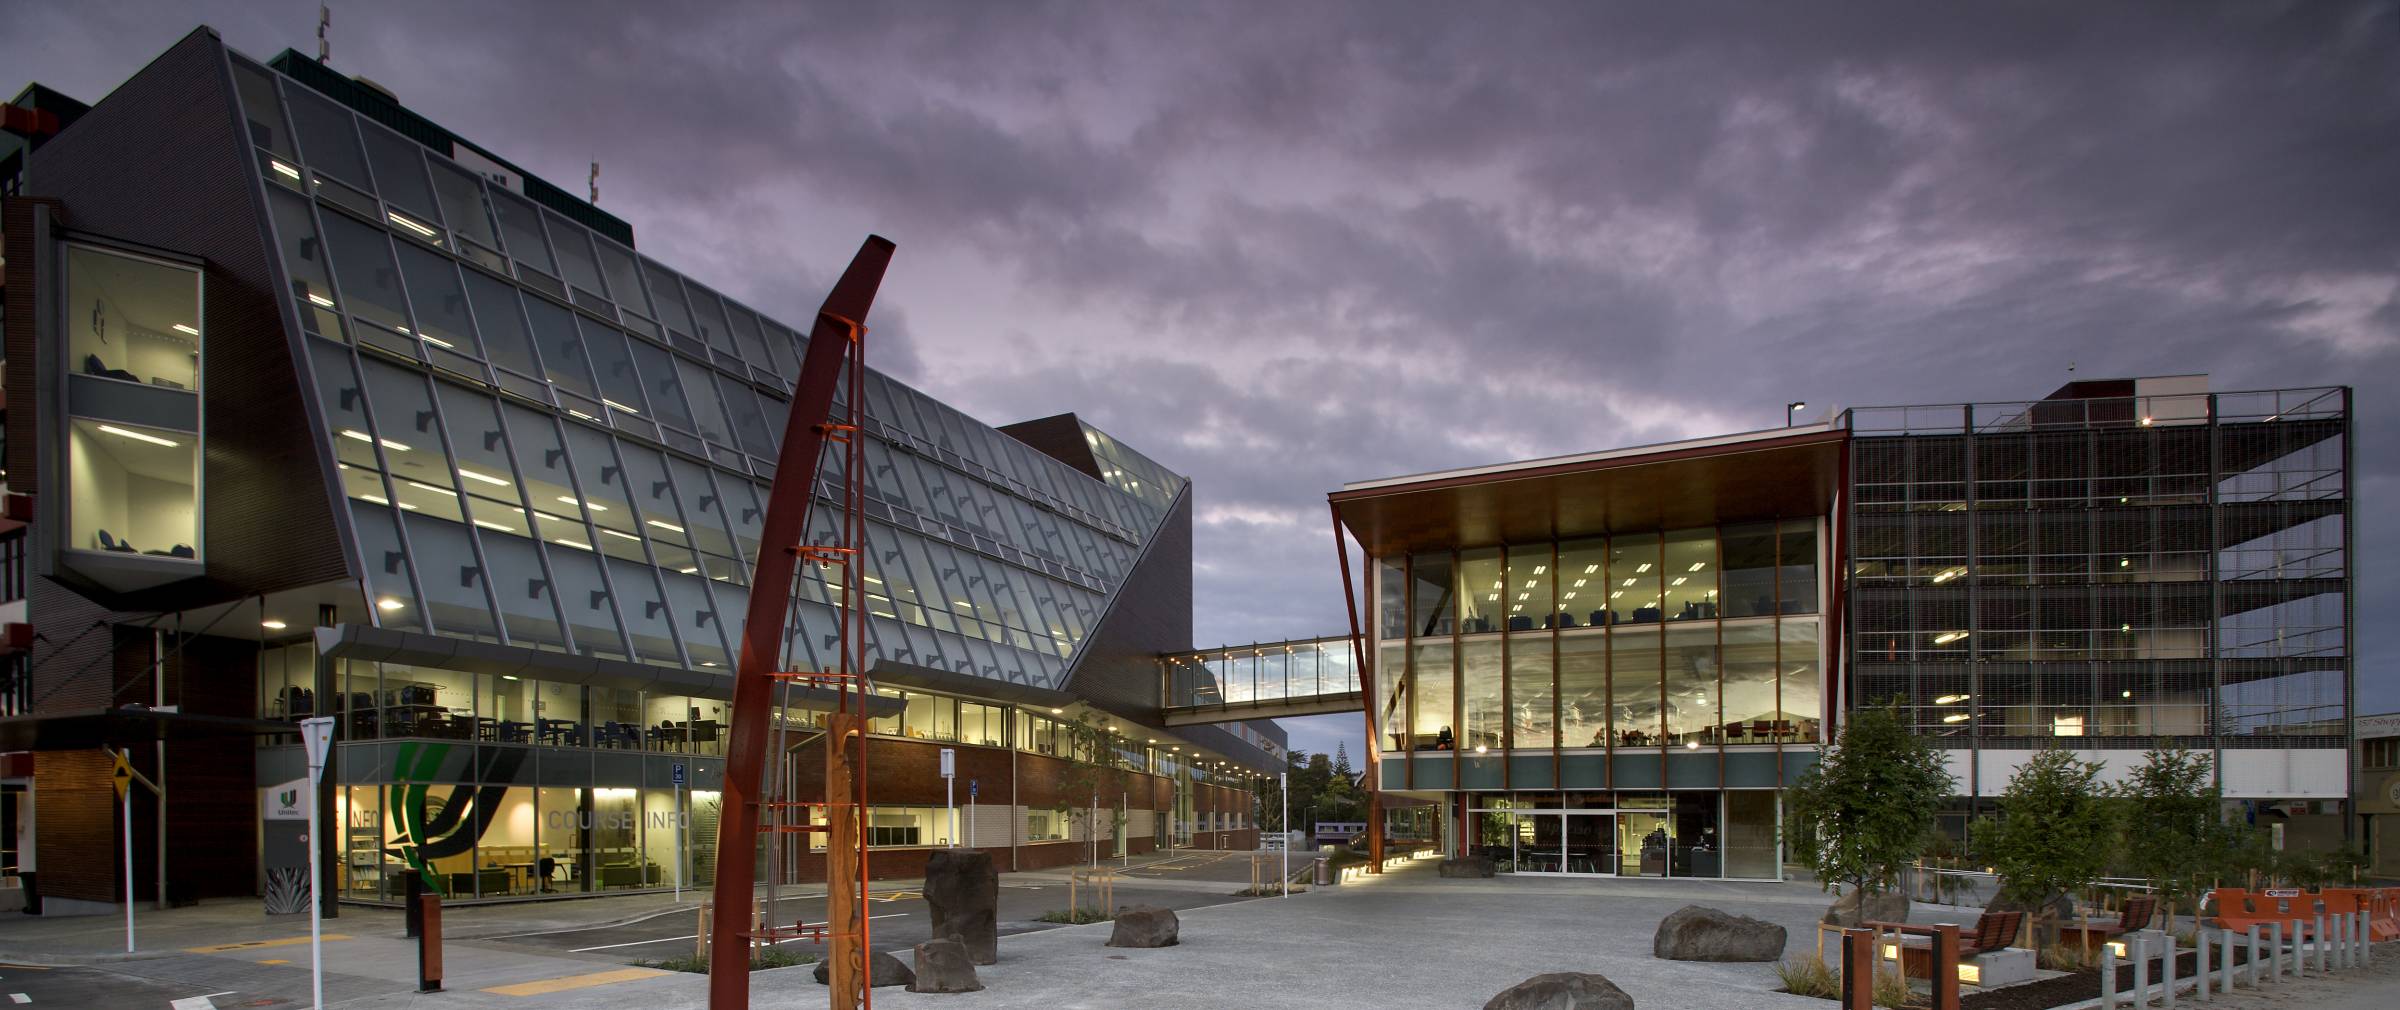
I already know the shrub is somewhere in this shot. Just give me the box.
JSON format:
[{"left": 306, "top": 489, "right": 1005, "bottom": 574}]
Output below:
[
  {"left": 1775, "top": 956, "right": 1840, "bottom": 999},
  {"left": 1036, "top": 906, "right": 1113, "bottom": 924},
  {"left": 2037, "top": 943, "right": 2089, "bottom": 972},
  {"left": 1871, "top": 966, "right": 1913, "bottom": 1009}
]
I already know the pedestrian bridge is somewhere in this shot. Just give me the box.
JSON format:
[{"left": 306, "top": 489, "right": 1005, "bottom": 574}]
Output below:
[{"left": 1159, "top": 635, "right": 1362, "bottom": 725}]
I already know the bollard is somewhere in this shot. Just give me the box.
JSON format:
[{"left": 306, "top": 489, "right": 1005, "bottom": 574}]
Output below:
[
  {"left": 2100, "top": 939, "right": 2119, "bottom": 1009},
  {"left": 2244, "top": 924, "right": 2259, "bottom": 987},
  {"left": 2131, "top": 935, "right": 2150, "bottom": 1008},
  {"left": 2161, "top": 931, "right": 2176, "bottom": 1010},
  {"left": 2268, "top": 921, "right": 2283, "bottom": 981},
  {"left": 2304, "top": 906, "right": 2323, "bottom": 974},
  {"left": 2195, "top": 928, "right": 2209, "bottom": 1002},
  {"left": 417, "top": 891, "right": 443, "bottom": 993},
  {"left": 2330, "top": 912, "right": 2344, "bottom": 970},
  {"left": 404, "top": 871, "right": 425, "bottom": 939},
  {"left": 2359, "top": 910, "right": 2372, "bottom": 966},
  {"left": 1839, "top": 928, "right": 1875, "bottom": 1010},
  {"left": 1931, "top": 923, "right": 1960, "bottom": 1010},
  {"left": 2220, "top": 927, "right": 2235, "bottom": 993}
]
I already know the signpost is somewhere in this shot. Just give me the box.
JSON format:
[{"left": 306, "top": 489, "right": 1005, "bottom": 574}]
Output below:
[
  {"left": 672, "top": 763, "right": 687, "bottom": 900},
  {"left": 113, "top": 750, "right": 133, "bottom": 952},
  {"left": 968, "top": 778, "right": 979, "bottom": 849},
  {"left": 940, "top": 748, "right": 957, "bottom": 847},
  {"left": 300, "top": 717, "right": 336, "bottom": 1010},
  {"left": 1280, "top": 771, "right": 1289, "bottom": 898}
]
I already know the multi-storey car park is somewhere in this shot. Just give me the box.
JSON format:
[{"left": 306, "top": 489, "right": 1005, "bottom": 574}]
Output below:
[{"left": 0, "top": 26, "right": 1280, "bottom": 912}]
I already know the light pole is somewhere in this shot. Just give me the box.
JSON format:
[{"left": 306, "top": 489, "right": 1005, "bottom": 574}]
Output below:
[
  {"left": 1786, "top": 400, "right": 1808, "bottom": 426},
  {"left": 300, "top": 716, "right": 336, "bottom": 1010}
]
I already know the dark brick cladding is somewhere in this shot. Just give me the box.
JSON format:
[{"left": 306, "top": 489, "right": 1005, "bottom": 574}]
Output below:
[{"left": 8, "top": 27, "right": 338, "bottom": 903}]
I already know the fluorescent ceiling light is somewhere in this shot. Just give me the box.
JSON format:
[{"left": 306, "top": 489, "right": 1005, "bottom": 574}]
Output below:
[
  {"left": 419, "top": 334, "right": 455, "bottom": 350},
  {"left": 472, "top": 519, "right": 517, "bottom": 533},
  {"left": 96, "top": 424, "right": 180, "bottom": 447},
  {"left": 1933, "top": 631, "right": 1969, "bottom": 645},
  {"left": 1583, "top": 564, "right": 1598, "bottom": 574},
  {"left": 262, "top": 619, "right": 287, "bottom": 630},
  {"left": 386, "top": 212, "right": 438, "bottom": 238},
  {"left": 646, "top": 519, "right": 685, "bottom": 534},
  {"left": 552, "top": 537, "right": 593, "bottom": 550},
  {"left": 1942, "top": 713, "right": 1971, "bottom": 724},
  {"left": 1522, "top": 580, "right": 1535, "bottom": 589},
  {"left": 601, "top": 528, "right": 641, "bottom": 541},
  {"left": 376, "top": 598, "right": 406, "bottom": 611},
  {"left": 1486, "top": 594, "right": 1498, "bottom": 602},
  {"left": 1635, "top": 563, "right": 1651, "bottom": 573},
  {"left": 1931, "top": 567, "right": 1966, "bottom": 584},
  {"left": 1688, "top": 562, "right": 1706, "bottom": 572},
  {"left": 172, "top": 323, "right": 200, "bottom": 336},
  {"left": 1573, "top": 579, "right": 1587, "bottom": 587},
  {"left": 404, "top": 480, "right": 456, "bottom": 496},
  {"left": 269, "top": 160, "right": 302, "bottom": 179},
  {"left": 602, "top": 399, "right": 641, "bottom": 415},
  {"left": 1532, "top": 565, "right": 1546, "bottom": 574},
  {"left": 1610, "top": 591, "right": 1623, "bottom": 599},
  {"left": 338, "top": 428, "right": 410, "bottom": 451},
  {"left": 457, "top": 467, "right": 510, "bottom": 487},
  {"left": 1563, "top": 592, "right": 1577, "bottom": 600},
  {"left": 1622, "top": 578, "right": 1636, "bottom": 587},
  {"left": 566, "top": 408, "right": 599, "bottom": 422},
  {"left": 1933, "top": 694, "right": 1970, "bottom": 705},
  {"left": 680, "top": 566, "right": 700, "bottom": 574},
  {"left": 1516, "top": 593, "right": 1528, "bottom": 601},
  {"left": 307, "top": 293, "right": 335, "bottom": 308},
  {"left": 1671, "top": 577, "right": 1687, "bottom": 586},
  {"left": 557, "top": 496, "right": 608, "bottom": 511}
]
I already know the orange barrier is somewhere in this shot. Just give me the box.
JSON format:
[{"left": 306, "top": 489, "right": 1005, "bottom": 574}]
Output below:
[
  {"left": 2205, "top": 887, "right": 2317, "bottom": 937},
  {"left": 2316, "top": 887, "right": 2398, "bottom": 942}
]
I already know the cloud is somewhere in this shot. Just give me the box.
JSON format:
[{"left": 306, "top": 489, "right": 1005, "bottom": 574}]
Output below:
[{"left": 10, "top": 1, "right": 2396, "bottom": 751}]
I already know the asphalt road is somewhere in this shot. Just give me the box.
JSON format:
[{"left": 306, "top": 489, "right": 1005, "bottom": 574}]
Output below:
[
  {"left": 481, "top": 850, "right": 1309, "bottom": 964},
  {"left": 0, "top": 959, "right": 294, "bottom": 1009}
]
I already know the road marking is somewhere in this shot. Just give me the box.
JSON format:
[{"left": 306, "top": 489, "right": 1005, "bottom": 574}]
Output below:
[
  {"left": 9, "top": 994, "right": 28, "bottom": 1004},
  {"left": 772, "top": 913, "right": 907, "bottom": 943},
  {"left": 256, "top": 959, "right": 290, "bottom": 965},
  {"left": 474, "top": 903, "right": 702, "bottom": 941},
  {"left": 167, "top": 994, "right": 233, "bottom": 1010},
  {"left": 572, "top": 913, "right": 910, "bottom": 952},
  {"left": 571, "top": 934, "right": 697, "bottom": 953},
  {"left": 481, "top": 967, "right": 669, "bottom": 996},
  {"left": 183, "top": 935, "right": 351, "bottom": 954}
]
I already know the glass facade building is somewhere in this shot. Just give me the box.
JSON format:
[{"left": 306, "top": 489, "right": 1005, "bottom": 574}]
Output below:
[
  {"left": 4, "top": 29, "right": 1277, "bottom": 909},
  {"left": 1333, "top": 377, "right": 2355, "bottom": 876}
]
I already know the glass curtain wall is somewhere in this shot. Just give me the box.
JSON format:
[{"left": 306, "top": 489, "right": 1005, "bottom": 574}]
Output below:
[{"left": 1378, "top": 520, "right": 1827, "bottom": 774}]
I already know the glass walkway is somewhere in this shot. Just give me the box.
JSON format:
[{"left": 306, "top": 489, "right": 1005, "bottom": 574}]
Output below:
[{"left": 1160, "top": 635, "right": 1362, "bottom": 724}]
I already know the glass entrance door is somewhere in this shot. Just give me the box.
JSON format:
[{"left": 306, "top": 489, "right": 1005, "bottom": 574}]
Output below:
[
  {"left": 1562, "top": 812, "right": 1616, "bottom": 875},
  {"left": 1468, "top": 808, "right": 1617, "bottom": 875}
]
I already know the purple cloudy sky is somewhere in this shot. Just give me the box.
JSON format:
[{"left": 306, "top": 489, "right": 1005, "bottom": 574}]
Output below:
[{"left": 11, "top": 2, "right": 2396, "bottom": 759}]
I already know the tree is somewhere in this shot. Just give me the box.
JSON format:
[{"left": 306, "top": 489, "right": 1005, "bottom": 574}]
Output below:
[
  {"left": 1978, "top": 749, "right": 2115, "bottom": 943},
  {"left": 1051, "top": 715, "right": 1130, "bottom": 865},
  {"left": 2115, "top": 746, "right": 2220, "bottom": 925},
  {"left": 1783, "top": 705, "right": 1954, "bottom": 901}
]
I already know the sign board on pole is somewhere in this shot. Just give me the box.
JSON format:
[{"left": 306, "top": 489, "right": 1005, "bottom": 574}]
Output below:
[
  {"left": 969, "top": 779, "right": 978, "bottom": 800},
  {"left": 299, "top": 717, "right": 336, "bottom": 780},
  {"left": 939, "top": 748, "right": 955, "bottom": 778},
  {"left": 112, "top": 751, "right": 133, "bottom": 799},
  {"left": 673, "top": 762, "right": 686, "bottom": 786}
]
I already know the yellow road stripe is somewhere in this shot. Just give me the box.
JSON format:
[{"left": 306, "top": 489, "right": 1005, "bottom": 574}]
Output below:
[
  {"left": 185, "top": 935, "right": 351, "bottom": 954},
  {"left": 257, "top": 959, "right": 291, "bottom": 965},
  {"left": 482, "top": 967, "right": 669, "bottom": 996}
]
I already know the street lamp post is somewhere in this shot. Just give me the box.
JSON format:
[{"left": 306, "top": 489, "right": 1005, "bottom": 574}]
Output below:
[
  {"left": 1786, "top": 400, "right": 1808, "bottom": 426},
  {"left": 299, "top": 716, "right": 336, "bottom": 1010}
]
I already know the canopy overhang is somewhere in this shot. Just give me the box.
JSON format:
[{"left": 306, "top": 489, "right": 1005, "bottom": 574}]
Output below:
[{"left": 1331, "top": 425, "right": 1846, "bottom": 557}]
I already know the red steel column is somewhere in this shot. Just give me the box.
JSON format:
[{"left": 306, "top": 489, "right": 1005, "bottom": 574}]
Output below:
[{"left": 707, "top": 236, "right": 893, "bottom": 1008}]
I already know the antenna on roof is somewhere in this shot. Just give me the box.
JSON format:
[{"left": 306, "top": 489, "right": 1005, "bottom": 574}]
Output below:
[
  {"left": 589, "top": 161, "right": 600, "bottom": 204},
  {"left": 317, "top": 4, "right": 331, "bottom": 63}
]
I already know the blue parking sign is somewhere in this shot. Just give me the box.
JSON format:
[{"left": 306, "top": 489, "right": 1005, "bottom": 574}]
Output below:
[{"left": 673, "top": 763, "right": 686, "bottom": 786}]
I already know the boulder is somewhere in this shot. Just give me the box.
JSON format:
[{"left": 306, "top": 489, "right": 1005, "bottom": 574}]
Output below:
[
  {"left": 1483, "top": 972, "right": 1636, "bottom": 1010},
  {"left": 1105, "top": 904, "right": 1181, "bottom": 948},
  {"left": 1652, "top": 904, "right": 1787, "bottom": 962},
  {"left": 923, "top": 849, "right": 1000, "bottom": 964},
  {"left": 1439, "top": 855, "right": 1497, "bottom": 878},
  {"left": 810, "top": 950, "right": 915, "bottom": 988},
  {"left": 906, "top": 938, "right": 983, "bottom": 994},
  {"left": 1822, "top": 888, "right": 1909, "bottom": 927}
]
